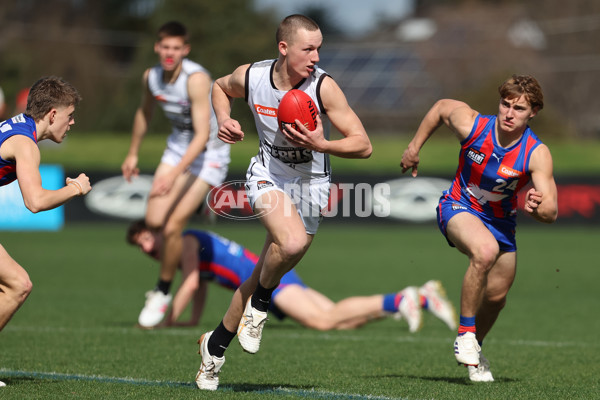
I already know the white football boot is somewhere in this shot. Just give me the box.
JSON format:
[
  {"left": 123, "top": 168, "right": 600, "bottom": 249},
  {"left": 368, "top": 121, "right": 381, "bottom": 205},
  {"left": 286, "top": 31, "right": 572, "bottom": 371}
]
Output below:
[
  {"left": 195, "top": 331, "right": 225, "bottom": 391},
  {"left": 0, "top": 380, "right": 6, "bottom": 387},
  {"left": 454, "top": 331, "right": 481, "bottom": 366},
  {"left": 237, "top": 297, "right": 268, "bottom": 354},
  {"left": 396, "top": 286, "right": 423, "bottom": 333},
  {"left": 418, "top": 280, "right": 458, "bottom": 330},
  {"left": 138, "top": 290, "right": 172, "bottom": 328},
  {"left": 468, "top": 353, "right": 494, "bottom": 382}
]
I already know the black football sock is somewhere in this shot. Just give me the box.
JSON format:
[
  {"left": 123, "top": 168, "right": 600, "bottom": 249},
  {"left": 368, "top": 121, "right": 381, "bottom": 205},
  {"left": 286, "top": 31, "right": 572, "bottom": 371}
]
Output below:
[
  {"left": 250, "top": 282, "right": 276, "bottom": 313},
  {"left": 207, "top": 321, "right": 236, "bottom": 358},
  {"left": 156, "top": 279, "right": 171, "bottom": 295}
]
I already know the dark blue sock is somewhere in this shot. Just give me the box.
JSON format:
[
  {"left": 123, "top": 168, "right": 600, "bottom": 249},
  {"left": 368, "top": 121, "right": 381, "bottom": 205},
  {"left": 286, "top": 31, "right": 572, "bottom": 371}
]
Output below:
[{"left": 382, "top": 293, "right": 402, "bottom": 312}]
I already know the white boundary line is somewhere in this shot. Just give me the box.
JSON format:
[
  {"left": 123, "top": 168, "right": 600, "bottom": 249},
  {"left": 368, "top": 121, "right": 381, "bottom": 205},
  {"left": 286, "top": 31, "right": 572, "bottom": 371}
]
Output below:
[
  {"left": 2, "top": 325, "right": 593, "bottom": 399},
  {"left": 0, "top": 368, "right": 408, "bottom": 400}
]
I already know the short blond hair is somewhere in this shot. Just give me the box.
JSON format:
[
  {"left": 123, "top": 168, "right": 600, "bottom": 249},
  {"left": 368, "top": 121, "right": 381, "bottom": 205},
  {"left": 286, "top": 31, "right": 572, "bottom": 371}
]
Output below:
[
  {"left": 499, "top": 75, "right": 544, "bottom": 110},
  {"left": 276, "top": 14, "right": 320, "bottom": 45}
]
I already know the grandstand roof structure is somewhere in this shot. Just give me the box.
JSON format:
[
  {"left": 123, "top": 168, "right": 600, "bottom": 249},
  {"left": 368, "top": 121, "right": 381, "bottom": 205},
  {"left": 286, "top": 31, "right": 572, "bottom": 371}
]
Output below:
[{"left": 318, "top": 41, "right": 440, "bottom": 132}]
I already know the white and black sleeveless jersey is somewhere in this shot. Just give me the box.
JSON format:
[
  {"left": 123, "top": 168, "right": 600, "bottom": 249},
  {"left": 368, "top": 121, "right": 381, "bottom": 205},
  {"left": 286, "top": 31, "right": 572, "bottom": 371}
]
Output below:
[
  {"left": 147, "top": 58, "right": 223, "bottom": 153},
  {"left": 245, "top": 59, "right": 331, "bottom": 179}
]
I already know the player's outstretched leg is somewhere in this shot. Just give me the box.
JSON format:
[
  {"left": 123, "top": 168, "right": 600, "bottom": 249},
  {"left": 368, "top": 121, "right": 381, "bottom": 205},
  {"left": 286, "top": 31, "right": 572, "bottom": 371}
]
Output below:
[
  {"left": 468, "top": 353, "right": 494, "bottom": 382},
  {"left": 138, "top": 290, "right": 172, "bottom": 328},
  {"left": 195, "top": 331, "right": 225, "bottom": 391},
  {"left": 418, "top": 280, "right": 458, "bottom": 330},
  {"left": 237, "top": 296, "right": 268, "bottom": 354}
]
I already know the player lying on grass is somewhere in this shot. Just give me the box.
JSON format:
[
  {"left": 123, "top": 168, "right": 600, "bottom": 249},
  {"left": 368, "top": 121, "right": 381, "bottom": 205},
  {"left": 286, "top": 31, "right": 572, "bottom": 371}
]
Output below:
[{"left": 127, "top": 220, "right": 457, "bottom": 332}]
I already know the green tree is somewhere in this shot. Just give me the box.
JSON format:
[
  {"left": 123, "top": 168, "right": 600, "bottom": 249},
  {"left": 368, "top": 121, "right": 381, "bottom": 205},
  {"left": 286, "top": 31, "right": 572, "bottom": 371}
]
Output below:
[
  {"left": 108, "top": 0, "right": 279, "bottom": 133},
  {"left": 0, "top": 0, "right": 279, "bottom": 132}
]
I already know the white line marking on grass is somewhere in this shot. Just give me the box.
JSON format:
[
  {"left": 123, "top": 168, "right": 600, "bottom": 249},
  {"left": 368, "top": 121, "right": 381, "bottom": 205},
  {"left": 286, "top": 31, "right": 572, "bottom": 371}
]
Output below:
[
  {"left": 0, "top": 369, "right": 193, "bottom": 388},
  {"left": 262, "top": 387, "right": 408, "bottom": 400},
  {"left": 0, "top": 369, "right": 409, "bottom": 400}
]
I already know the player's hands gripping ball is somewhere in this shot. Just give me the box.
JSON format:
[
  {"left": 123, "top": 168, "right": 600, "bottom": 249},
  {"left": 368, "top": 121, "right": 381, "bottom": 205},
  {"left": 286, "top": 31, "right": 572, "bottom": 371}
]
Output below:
[{"left": 277, "top": 89, "right": 317, "bottom": 133}]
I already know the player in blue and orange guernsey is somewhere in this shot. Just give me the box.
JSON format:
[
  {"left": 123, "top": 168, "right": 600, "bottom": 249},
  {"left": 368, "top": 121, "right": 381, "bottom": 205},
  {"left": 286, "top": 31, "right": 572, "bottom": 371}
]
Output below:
[
  {"left": 400, "top": 75, "right": 558, "bottom": 382},
  {"left": 126, "top": 219, "right": 458, "bottom": 334},
  {"left": 0, "top": 76, "right": 91, "bottom": 388}
]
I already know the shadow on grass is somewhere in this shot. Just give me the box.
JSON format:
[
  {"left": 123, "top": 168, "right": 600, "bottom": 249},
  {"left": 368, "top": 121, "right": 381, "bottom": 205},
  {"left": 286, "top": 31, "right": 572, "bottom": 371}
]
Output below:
[
  {"left": 377, "top": 374, "right": 518, "bottom": 385},
  {"left": 3, "top": 375, "right": 315, "bottom": 393},
  {"left": 220, "top": 383, "right": 320, "bottom": 393},
  {"left": 0, "top": 376, "right": 38, "bottom": 386},
  {"left": 0, "top": 375, "right": 198, "bottom": 389}
]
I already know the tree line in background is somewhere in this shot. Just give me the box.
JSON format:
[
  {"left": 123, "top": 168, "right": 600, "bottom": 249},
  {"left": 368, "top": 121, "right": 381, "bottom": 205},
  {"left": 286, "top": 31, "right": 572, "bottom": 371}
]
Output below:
[
  {"left": 409, "top": 0, "right": 600, "bottom": 139},
  {"left": 1, "top": 0, "right": 600, "bottom": 139},
  {"left": 0, "top": 0, "right": 278, "bottom": 133}
]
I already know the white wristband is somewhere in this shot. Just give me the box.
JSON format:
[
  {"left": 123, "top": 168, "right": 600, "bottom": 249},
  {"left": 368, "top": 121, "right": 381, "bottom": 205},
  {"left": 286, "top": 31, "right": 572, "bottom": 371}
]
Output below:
[{"left": 66, "top": 178, "right": 83, "bottom": 196}]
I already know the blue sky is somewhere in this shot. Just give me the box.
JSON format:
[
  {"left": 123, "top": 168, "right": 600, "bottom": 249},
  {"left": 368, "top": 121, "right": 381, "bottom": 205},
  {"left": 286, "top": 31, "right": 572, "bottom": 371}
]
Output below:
[{"left": 253, "top": 0, "right": 414, "bottom": 37}]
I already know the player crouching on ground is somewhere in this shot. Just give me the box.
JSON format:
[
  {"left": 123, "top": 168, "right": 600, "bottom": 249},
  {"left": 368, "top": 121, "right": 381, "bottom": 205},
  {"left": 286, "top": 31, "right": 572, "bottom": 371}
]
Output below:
[{"left": 127, "top": 219, "right": 458, "bottom": 334}]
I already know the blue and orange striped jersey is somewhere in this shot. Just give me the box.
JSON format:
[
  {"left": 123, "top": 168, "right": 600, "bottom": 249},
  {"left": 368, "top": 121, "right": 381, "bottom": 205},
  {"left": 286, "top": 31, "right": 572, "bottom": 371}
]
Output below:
[
  {"left": 184, "top": 230, "right": 259, "bottom": 290},
  {"left": 184, "top": 230, "right": 305, "bottom": 298},
  {"left": 443, "top": 114, "right": 543, "bottom": 221},
  {"left": 0, "top": 114, "right": 38, "bottom": 187}
]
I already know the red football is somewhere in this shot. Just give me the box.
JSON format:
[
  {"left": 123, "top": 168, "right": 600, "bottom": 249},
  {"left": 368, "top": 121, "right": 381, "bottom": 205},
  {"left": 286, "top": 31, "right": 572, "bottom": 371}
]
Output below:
[{"left": 277, "top": 89, "right": 317, "bottom": 133}]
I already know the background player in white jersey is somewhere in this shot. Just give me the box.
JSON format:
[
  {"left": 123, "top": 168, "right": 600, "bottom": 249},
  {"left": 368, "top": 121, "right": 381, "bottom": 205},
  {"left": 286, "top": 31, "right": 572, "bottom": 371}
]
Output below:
[
  {"left": 195, "top": 14, "right": 372, "bottom": 390},
  {"left": 121, "top": 21, "right": 230, "bottom": 329}
]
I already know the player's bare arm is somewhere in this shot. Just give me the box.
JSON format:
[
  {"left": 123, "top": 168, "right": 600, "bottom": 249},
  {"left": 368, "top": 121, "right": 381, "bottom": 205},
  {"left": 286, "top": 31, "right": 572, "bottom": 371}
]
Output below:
[
  {"left": 176, "top": 71, "right": 212, "bottom": 173},
  {"left": 212, "top": 64, "right": 249, "bottom": 144},
  {"left": 186, "top": 280, "right": 208, "bottom": 327},
  {"left": 287, "top": 76, "right": 371, "bottom": 158},
  {"left": 170, "top": 236, "right": 210, "bottom": 327},
  {"left": 7, "top": 136, "right": 90, "bottom": 212},
  {"left": 401, "top": 99, "right": 477, "bottom": 177},
  {"left": 122, "top": 70, "right": 156, "bottom": 182},
  {"left": 166, "top": 235, "right": 204, "bottom": 325},
  {"left": 525, "top": 144, "right": 558, "bottom": 223}
]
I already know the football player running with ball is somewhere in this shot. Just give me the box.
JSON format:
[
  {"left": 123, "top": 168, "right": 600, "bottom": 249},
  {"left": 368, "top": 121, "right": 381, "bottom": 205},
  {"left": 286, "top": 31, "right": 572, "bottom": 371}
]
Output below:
[
  {"left": 400, "top": 75, "right": 558, "bottom": 382},
  {"left": 195, "top": 14, "right": 372, "bottom": 390}
]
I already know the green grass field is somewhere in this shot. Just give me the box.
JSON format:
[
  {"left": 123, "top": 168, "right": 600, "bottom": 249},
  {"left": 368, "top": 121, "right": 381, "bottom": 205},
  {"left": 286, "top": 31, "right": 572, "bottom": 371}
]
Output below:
[{"left": 0, "top": 222, "right": 598, "bottom": 399}]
